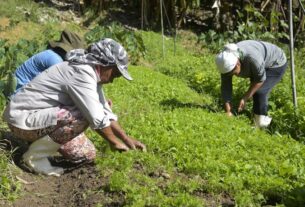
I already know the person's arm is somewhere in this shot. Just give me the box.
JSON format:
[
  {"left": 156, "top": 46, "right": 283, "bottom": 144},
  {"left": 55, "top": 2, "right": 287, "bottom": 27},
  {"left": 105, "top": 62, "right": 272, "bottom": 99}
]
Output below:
[
  {"left": 96, "top": 85, "right": 145, "bottom": 151},
  {"left": 221, "top": 74, "right": 233, "bottom": 116},
  {"left": 66, "top": 67, "right": 123, "bottom": 150},
  {"left": 238, "top": 57, "right": 266, "bottom": 112},
  {"left": 95, "top": 127, "right": 129, "bottom": 152},
  {"left": 95, "top": 121, "right": 146, "bottom": 152},
  {"left": 238, "top": 81, "right": 264, "bottom": 112},
  {"left": 67, "top": 68, "right": 145, "bottom": 152},
  {"left": 110, "top": 121, "right": 146, "bottom": 151}
]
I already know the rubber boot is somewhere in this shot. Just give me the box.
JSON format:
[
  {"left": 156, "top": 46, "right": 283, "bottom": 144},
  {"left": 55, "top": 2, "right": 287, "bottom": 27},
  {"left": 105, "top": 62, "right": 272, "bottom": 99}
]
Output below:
[
  {"left": 254, "top": 114, "right": 272, "bottom": 128},
  {"left": 22, "top": 135, "right": 64, "bottom": 177}
]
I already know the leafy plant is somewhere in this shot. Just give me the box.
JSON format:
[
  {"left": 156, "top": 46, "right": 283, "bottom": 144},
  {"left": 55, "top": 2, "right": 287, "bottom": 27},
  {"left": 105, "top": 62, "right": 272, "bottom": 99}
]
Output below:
[
  {"left": 85, "top": 23, "right": 146, "bottom": 64},
  {"left": 0, "top": 151, "right": 21, "bottom": 201},
  {"left": 199, "top": 3, "right": 290, "bottom": 53},
  {"left": 0, "top": 38, "right": 45, "bottom": 99}
]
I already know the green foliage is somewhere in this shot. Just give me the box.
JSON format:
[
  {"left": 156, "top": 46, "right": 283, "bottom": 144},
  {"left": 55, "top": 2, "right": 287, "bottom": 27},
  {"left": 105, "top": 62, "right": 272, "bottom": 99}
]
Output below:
[
  {"left": 85, "top": 23, "right": 146, "bottom": 64},
  {"left": 283, "top": 186, "right": 305, "bottom": 207},
  {"left": 0, "top": 151, "right": 21, "bottom": 201},
  {"left": 141, "top": 31, "right": 250, "bottom": 113},
  {"left": 87, "top": 65, "right": 305, "bottom": 206},
  {"left": 0, "top": 39, "right": 44, "bottom": 78},
  {"left": 0, "top": 38, "right": 45, "bottom": 99},
  {"left": 3, "top": 0, "right": 67, "bottom": 25},
  {"left": 0, "top": 0, "right": 53, "bottom": 26},
  {"left": 1, "top": 1, "right": 305, "bottom": 206},
  {"left": 199, "top": 4, "right": 289, "bottom": 52}
]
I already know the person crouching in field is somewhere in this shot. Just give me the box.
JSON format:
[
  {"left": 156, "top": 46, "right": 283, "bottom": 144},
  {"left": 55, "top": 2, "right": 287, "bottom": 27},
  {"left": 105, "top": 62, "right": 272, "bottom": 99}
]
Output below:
[
  {"left": 3, "top": 38, "right": 146, "bottom": 176},
  {"left": 215, "top": 40, "right": 287, "bottom": 128},
  {"left": 13, "top": 29, "right": 85, "bottom": 95}
]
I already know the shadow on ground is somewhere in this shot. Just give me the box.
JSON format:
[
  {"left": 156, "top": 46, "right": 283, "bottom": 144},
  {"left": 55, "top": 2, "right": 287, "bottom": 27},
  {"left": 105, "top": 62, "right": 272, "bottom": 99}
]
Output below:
[
  {"left": 283, "top": 186, "right": 305, "bottom": 207},
  {"left": 160, "top": 98, "right": 219, "bottom": 113}
]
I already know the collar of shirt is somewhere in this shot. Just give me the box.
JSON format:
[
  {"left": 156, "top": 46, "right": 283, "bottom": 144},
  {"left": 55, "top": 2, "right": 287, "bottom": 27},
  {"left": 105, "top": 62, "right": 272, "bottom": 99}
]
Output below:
[{"left": 94, "top": 65, "right": 101, "bottom": 82}]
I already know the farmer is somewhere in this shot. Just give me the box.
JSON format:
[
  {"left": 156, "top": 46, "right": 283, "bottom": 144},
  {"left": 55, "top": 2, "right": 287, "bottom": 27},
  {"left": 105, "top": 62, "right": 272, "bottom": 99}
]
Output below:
[
  {"left": 3, "top": 38, "right": 146, "bottom": 176},
  {"left": 13, "top": 29, "right": 85, "bottom": 93},
  {"left": 215, "top": 40, "right": 287, "bottom": 127}
]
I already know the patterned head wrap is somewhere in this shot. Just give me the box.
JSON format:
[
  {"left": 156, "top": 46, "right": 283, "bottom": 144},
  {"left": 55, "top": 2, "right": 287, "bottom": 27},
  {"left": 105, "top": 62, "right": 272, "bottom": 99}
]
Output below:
[{"left": 66, "top": 38, "right": 132, "bottom": 80}]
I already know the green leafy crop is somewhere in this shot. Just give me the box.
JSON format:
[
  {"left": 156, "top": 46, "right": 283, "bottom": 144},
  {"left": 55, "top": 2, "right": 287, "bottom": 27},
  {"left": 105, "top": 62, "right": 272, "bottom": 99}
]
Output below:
[{"left": 87, "top": 66, "right": 305, "bottom": 206}]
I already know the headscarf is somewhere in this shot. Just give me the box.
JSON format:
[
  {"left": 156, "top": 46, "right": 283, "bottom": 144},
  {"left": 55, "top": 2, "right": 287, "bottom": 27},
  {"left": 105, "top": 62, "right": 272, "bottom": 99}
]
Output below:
[{"left": 66, "top": 38, "right": 132, "bottom": 80}]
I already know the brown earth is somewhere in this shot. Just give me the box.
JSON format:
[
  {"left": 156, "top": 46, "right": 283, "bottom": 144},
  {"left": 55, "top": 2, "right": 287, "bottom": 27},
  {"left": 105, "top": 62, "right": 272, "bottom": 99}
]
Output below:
[
  {"left": 0, "top": 17, "right": 10, "bottom": 28},
  {"left": 0, "top": 130, "right": 125, "bottom": 207}
]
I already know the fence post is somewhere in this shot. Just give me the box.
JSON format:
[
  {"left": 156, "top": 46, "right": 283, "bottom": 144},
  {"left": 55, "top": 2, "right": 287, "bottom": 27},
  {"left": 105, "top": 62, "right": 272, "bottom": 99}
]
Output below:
[{"left": 289, "top": 0, "right": 297, "bottom": 108}]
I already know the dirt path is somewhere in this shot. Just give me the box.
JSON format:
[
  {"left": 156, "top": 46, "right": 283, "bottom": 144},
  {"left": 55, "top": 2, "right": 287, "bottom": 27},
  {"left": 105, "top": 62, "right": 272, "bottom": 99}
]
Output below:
[
  {"left": 0, "top": 130, "right": 124, "bottom": 207},
  {"left": 12, "top": 165, "right": 107, "bottom": 207}
]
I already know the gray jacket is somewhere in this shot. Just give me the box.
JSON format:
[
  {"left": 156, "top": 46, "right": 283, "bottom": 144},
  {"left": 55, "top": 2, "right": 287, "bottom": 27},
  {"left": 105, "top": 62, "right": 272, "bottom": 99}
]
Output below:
[{"left": 3, "top": 62, "right": 117, "bottom": 130}]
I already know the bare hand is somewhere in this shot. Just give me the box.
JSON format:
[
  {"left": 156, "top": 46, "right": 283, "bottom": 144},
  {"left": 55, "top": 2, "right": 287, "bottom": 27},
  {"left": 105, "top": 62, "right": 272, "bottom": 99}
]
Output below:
[
  {"left": 111, "top": 142, "right": 129, "bottom": 152},
  {"left": 238, "top": 99, "right": 246, "bottom": 112},
  {"left": 123, "top": 137, "right": 147, "bottom": 152}
]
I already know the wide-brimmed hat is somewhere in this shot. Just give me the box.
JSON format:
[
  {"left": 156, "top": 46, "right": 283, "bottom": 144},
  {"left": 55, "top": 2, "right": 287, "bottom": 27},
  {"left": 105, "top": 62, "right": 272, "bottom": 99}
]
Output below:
[{"left": 48, "top": 29, "right": 85, "bottom": 53}]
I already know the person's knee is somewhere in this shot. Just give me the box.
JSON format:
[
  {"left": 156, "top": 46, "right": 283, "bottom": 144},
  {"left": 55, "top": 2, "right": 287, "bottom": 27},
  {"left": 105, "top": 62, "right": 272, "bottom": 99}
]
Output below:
[
  {"left": 58, "top": 133, "right": 96, "bottom": 163},
  {"left": 59, "top": 144, "right": 96, "bottom": 162},
  {"left": 253, "top": 90, "right": 268, "bottom": 103},
  {"left": 254, "top": 90, "right": 267, "bottom": 98}
]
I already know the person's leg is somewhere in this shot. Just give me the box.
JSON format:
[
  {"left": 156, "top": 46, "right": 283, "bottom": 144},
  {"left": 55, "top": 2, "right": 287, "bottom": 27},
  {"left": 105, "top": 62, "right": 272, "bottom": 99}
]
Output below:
[
  {"left": 9, "top": 106, "right": 95, "bottom": 175},
  {"left": 58, "top": 132, "right": 96, "bottom": 163},
  {"left": 8, "top": 106, "right": 89, "bottom": 144},
  {"left": 48, "top": 106, "right": 96, "bottom": 163},
  {"left": 252, "top": 84, "right": 271, "bottom": 116},
  {"left": 252, "top": 63, "right": 287, "bottom": 127},
  {"left": 253, "top": 62, "right": 287, "bottom": 115}
]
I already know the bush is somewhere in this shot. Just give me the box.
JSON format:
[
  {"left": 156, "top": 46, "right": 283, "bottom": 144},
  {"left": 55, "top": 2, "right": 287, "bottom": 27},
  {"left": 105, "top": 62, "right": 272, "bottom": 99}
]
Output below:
[{"left": 85, "top": 23, "right": 146, "bottom": 64}]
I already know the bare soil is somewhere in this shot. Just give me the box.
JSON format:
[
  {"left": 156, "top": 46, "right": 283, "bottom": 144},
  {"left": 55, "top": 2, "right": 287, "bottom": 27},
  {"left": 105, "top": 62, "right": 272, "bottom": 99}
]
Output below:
[{"left": 0, "top": 130, "right": 124, "bottom": 207}]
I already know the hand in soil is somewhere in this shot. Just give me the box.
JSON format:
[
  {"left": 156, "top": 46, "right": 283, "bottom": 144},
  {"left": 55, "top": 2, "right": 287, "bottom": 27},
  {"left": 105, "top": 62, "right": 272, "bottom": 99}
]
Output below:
[
  {"left": 123, "top": 136, "right": 147, "bottom": 152},
  {"left": 112, "top": 142, "right": 129, "bottom": 152}
]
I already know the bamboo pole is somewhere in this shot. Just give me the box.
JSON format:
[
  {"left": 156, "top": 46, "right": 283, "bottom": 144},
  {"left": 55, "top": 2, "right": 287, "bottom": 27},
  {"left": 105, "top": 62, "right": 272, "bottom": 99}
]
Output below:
[
  {"left": 160, "top": 0, "right": 165, "bottom": 59},
  {"left": 161, "top": 0, "right": 176, "bottom": 56},
  {"left": 289, "top": 0, "right": 298, "bottom": 108},
  {"left": 141, "top": 0, "right": 144, "bottom": 29}
]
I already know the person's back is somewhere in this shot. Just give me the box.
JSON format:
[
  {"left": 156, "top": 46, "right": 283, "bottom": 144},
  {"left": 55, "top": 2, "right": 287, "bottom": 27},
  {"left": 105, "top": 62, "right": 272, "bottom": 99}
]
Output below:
[
  {"left": 237, "top": 40, "right": 286, "bottom": 69},
  {"left": 11, "top": 29, "right": 85, "bottom": 95},
  {"left": 14, "top": 49, "right": 62, "bottom": 91}
]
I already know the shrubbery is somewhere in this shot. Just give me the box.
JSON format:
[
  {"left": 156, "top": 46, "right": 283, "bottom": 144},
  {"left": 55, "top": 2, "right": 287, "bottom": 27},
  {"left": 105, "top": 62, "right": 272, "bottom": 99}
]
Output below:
[{"left": 85, "top": 23, "right": 146, "bottom": 64}]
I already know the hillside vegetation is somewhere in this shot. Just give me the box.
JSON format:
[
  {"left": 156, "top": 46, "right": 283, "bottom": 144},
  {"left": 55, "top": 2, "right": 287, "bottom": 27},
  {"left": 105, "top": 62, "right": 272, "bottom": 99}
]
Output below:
[{"left": 0, "top": 0, "right": 305, "bottom": 206}]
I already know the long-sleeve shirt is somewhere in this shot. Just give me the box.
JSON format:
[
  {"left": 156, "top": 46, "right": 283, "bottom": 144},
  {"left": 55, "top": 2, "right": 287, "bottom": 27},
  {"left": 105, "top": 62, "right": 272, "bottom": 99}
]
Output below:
[
  {"left": 3, "top": 62, "right": 117, "bottom": 130},
  {"left": 14, "top": 49, "right": 63, "bottom": 92},
  {"left": 221, "top": 40, "right": 287, "bottom": 102}
]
